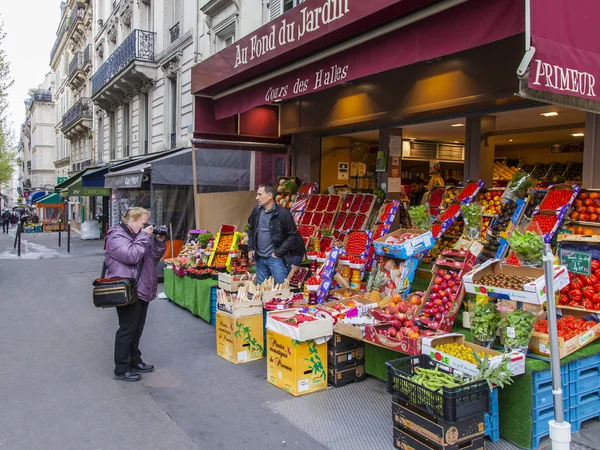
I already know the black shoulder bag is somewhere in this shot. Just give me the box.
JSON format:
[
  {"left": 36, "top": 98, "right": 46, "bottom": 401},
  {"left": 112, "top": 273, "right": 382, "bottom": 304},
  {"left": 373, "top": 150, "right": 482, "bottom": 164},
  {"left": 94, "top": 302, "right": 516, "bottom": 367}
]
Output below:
[{"left": 92, "top": 261, "right": 144, "bottom": 308}]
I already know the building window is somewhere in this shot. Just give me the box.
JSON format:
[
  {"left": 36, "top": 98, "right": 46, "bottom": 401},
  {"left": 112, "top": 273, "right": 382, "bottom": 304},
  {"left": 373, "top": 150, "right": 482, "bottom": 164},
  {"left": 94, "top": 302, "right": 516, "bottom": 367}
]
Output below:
[
  {"left": 123, "top": 103, "right": 130, "bottom": 157},
  {"left": 97, "top": 116, "right": 104, "bottom": 163},
  {"left": 216, "top": 23, "right": 235, "bottom": 51},
  {"left": 169, "top": 77, "right": 177, "bottom": 148},
  {"left": 109, "top": 111, "right": 116, "bottom": 160}
]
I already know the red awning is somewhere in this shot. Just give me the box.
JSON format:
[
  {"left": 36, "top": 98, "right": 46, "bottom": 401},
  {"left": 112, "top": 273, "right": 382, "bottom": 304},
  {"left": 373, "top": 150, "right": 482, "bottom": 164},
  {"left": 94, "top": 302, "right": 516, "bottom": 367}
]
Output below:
[
  {"left": 528, "top": 0, "right": 600, "bottom": 102},
  {"left": 212, "top": 0, "right": 524, "bottom": 119}
]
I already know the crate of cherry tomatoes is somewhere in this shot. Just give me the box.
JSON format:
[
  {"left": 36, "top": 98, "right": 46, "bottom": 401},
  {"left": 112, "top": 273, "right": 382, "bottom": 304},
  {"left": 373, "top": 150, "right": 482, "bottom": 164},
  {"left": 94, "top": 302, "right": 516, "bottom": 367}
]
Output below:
[
  {"left": 536, "top": 184, "right": 580, "bottom": 213},
  {"left": 343, "top": 230, "right": 373, "bottom": 257},
  {"left": 341, "top": 194, "right": 376, "bottom": 216},
  {"left": 333, "top": 212, "right": 368, "bottom": 231},
  {"left": 454, "top": 180, "right": 485, "bottom": 205},
  {"left": 529, "top": 210, "right": 567, "bottom": 243}
]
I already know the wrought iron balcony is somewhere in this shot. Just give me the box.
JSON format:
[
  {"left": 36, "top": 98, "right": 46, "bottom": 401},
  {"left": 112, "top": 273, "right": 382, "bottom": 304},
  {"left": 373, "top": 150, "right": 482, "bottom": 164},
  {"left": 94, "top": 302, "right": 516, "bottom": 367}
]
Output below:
[
  {"left": 30, "top": 90, "right": 53, "bottom": 104},
  {"left": 92, "top": 29, "right": 157, "bottom": 109},
  {"left": 68, "top": 45, "right": 91, "bottom": 88},
  {"left": 50, "top": 21, "right": 67, "bottom": 63},
  {"left": 170, "top": 23, "right": 180, "bottom": 43},
  {"left": 62, "top": 98, "right": 93, "bottom": 139},
  {"left": 170, "top": 133, "right": 177, "bottom": 149},
  {"left": 66, "top": 3, "right": 87, "bottom": 45}
]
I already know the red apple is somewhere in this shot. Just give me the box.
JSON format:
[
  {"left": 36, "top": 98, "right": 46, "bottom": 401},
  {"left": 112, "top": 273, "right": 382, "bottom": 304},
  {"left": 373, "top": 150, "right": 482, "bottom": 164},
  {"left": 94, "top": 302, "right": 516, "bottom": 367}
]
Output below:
[{"left": 388, "top": 327, "right": 397, "bottom": 337}]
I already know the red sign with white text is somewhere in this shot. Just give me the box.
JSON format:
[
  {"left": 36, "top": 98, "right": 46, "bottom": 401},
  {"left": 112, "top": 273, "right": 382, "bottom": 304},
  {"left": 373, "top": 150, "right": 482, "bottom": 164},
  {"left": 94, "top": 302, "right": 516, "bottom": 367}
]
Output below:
[
  {"left": 191, "top": 0, "right": 438, "bottom": 95},
  {"left": 214, "top": 0, "right": 524, "bottom": 119},
  {"left": 528, "top": 0, "right": 600, "bottom": 102}
]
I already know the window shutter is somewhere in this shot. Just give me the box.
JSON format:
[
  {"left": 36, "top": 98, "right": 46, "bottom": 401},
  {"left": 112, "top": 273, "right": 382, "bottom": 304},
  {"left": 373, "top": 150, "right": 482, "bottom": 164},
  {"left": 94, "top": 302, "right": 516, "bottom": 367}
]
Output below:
[{"left": 269, "top": 0, "right": 283, "bottom": 21}]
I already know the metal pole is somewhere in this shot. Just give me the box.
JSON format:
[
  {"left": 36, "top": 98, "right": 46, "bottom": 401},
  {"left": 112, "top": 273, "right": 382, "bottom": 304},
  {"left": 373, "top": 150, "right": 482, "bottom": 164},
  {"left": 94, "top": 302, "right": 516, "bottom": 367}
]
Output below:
[
  {"left": 169, "top": 222, "right": 174, "bottom": 259},
  {"left": 67, "top": 220, "right": 71, "bottom": 253},
  {"left": 543, "top": 244, "right": 571, "bottom": 449},
  {"left": 58, "top": 218, "right": 62, "bottom": 247},
  {"left": 17, "top": 224, "right": 21, "bottom": 257},
  {"left": 190, "top": 135, "right": 200, "bottom": 229}
]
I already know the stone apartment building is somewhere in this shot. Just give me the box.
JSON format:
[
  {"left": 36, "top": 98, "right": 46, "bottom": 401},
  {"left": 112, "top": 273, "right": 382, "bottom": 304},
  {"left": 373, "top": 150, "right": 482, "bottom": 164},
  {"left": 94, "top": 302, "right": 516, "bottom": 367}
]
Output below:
[
  {"left": 49, "top": 0, "right": 94, "bottom": 230},
  {"left": 23, "top": 74, "right": 57, "bottom": 192}
]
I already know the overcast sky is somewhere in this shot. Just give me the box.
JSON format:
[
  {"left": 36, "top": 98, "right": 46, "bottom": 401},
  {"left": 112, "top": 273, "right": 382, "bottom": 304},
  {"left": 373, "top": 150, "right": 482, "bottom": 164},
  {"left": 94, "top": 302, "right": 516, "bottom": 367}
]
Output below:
[{"left": 2, "top": 1, "right": 62, "bottom": 141}]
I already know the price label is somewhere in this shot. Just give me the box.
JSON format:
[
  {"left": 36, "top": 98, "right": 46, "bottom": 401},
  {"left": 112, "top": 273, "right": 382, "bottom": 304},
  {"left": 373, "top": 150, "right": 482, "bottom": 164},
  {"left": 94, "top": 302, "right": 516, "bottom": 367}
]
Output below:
[
  {"left": 559, "top": 249, "right": 591, "bottom": 276},
  {"left": 507, "top": 327, "right": 516, "bottom": 339}
]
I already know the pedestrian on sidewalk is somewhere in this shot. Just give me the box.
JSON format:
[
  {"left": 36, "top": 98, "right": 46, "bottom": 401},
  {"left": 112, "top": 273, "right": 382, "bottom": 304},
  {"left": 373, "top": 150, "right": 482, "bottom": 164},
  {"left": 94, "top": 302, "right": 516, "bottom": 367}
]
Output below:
[
  {"left": 247, "top": 183, "right": 305, "bottom": 285},
  {"left": 1, "top": 209, "right": 10, "bottom": 233},
  {"left": 104, "top": 207, "right": 166, "bottom": 382}
]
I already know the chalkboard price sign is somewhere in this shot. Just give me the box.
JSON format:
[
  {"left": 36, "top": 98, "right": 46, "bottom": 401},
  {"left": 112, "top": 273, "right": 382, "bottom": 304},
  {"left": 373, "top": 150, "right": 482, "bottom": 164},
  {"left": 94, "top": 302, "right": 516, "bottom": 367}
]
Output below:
[{"left": 559, "top": 249, "right": 591, "bottom": 276}]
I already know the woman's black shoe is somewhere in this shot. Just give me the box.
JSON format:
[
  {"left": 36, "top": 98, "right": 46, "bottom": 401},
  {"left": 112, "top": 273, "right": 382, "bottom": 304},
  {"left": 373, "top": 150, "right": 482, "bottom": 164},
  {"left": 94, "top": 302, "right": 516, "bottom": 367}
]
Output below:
[
  {"left": 134, "top": 362, "right": 154, "bottom": 373},
  {"left": 113, "top": 371, "right": 141, "bottom": 382}
]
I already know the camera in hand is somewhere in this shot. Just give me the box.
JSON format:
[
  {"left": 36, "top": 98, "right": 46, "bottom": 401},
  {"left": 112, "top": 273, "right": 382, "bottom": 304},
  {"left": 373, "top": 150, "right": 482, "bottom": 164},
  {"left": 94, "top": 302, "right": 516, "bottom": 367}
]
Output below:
[{"left": 143, "top": 223, "right": 168, "bottom": 236}]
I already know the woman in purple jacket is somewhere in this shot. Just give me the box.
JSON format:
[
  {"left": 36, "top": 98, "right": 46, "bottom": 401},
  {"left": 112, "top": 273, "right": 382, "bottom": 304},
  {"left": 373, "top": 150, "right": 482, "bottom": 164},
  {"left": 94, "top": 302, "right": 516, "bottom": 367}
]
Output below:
[{"left": 104, "top": 207, "right": 166, "bottom": 382}]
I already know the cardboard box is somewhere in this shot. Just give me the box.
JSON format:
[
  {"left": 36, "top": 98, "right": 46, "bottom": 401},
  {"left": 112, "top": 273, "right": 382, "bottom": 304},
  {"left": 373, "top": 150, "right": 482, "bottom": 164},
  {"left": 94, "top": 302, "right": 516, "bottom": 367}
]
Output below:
[
  {"left": 328, "top": 332, "right": 364, "bottom": 353},
  {"left": 373, "top": 228, "right": 435, "bottom": 259},
  {"left": 393, "top": 401, "right": 485, "bottom": 449},
  {"left": 327, "top": 347, "right": 365, "bottom": 371},
  {"left": 266, "top": 330, "right": 328, "bottom": 396},
  {"left": 216, "top": 311, "right": 264, "bottom": 364},
  {"left": 463, "top": 259, "right": 570, "bottom": 304},
  {"left": 266, "top": 309, "right": 333, "bottom": 342},
  {"left": 317, "top": 295, "right": 378, "bottom": 318},
  {"left": 529, "top": 320, "right": 600, "bottom": 359},
  {"left": 328, "top": 365, "right": 365, "bottom": 387},
  {"left": 422, "top": 333, "right": 525, "bottom": 377},
  {"left": 364, "top": 324, "right": 423, "bottom": 355}
]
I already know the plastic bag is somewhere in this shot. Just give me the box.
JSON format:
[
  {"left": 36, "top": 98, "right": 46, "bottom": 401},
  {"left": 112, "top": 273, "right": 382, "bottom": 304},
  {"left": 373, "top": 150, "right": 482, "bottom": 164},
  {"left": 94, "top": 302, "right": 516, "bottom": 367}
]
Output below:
[
  {"left": 471, "top": 302, "right": 501, "bottom": 347},
  {"left": 80, "top": 220, "right": 101, "bottom": 240},
  {"left": 461, "top": 203, "right": 482, "bottom": 240},
  {"left": 509, "top": 221, "right": 544, "bottom": 267},
  {"left": 408, "top": 203, "right": 432, "bottom": 231},
  {"left": 499, "top": 302, "right": 539, "bottom": 353},
  {"left": 505, "top": 170, "right": 534, "bottom": 202}
]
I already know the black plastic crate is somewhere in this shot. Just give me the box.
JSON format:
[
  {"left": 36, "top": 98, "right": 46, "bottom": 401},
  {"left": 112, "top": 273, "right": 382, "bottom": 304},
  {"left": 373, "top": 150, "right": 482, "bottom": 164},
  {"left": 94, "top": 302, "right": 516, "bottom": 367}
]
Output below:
[
  {"left": 328, "top": 332, "right": 364, "bottom": 353},
  {"left": 386, "top": 355, "right": 489, "bottom": 423},
  {"left": 328, "top": 347, "right": 365, "bottom": 371},
  {"left": 393, "top": 426, "right": 485, "bottom": 450},
  {"left": 328, "top": 365, "right": 366, "bottom": 387}
]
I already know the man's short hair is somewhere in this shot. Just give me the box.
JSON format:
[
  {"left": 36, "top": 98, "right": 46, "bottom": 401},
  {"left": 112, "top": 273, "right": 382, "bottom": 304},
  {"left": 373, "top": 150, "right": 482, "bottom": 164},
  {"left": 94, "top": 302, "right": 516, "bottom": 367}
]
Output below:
[{"left": 258, "top": 183, "right": 276, "bottom": 199}]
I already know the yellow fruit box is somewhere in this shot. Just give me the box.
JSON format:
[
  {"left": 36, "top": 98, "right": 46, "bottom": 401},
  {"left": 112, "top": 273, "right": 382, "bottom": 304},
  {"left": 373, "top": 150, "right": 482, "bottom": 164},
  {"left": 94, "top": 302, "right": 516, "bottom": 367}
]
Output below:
[
  {"left": 216, "top": 311, "right": 264, "bottom": 364},
  {"left": 422, "top": 333, "right": 525, "bottom": 377},
  {"left": 266, "top": 330, "right": 328, "bottom": 396}
]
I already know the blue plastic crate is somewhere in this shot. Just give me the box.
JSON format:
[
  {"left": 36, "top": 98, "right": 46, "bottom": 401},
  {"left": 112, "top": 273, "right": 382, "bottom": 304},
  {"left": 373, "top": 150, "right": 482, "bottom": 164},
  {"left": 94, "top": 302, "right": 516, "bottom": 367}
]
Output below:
[
  {"left": 570, "top": 391, "right": 600, "bottom": 433},
  {"left": 532, "top": 405, "right": 570, "bottom": 439},
  {"left": 489, "top": 388, "right": 499, "bottom": 416},
  {"left": 484, "top": 411, "right": 499, "bottom": 442},
  {"left": 485, "top": 426, "right": 500, "bottom": 443},
  {"left": 532, "top": 367, "right": 570, "bottom": 410},
  {"left": 569, "top": 353, "right": 600, "bottom": 375},
  {"left": 569, "top": 366, "right": 600, "bottom": 403}
]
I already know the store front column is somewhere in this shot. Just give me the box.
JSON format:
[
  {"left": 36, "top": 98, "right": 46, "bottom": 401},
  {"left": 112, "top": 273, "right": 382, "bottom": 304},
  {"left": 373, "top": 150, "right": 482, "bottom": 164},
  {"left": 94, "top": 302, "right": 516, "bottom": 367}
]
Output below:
[
  {"left": 464, "top": 116, "right": 495, "bottom": 186},
  {"left": 294, "top": 134, "right": 321, "bottom": 187},
  {"left": 583, "top": 113, "right": 600, "bottom": 188}
]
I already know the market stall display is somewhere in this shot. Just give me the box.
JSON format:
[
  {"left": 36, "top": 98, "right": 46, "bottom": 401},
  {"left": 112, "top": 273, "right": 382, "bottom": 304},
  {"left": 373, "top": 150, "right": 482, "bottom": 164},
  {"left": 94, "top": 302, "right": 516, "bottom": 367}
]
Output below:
[{"left": 162, "top": 171, "right": 600, "bottom": 449}]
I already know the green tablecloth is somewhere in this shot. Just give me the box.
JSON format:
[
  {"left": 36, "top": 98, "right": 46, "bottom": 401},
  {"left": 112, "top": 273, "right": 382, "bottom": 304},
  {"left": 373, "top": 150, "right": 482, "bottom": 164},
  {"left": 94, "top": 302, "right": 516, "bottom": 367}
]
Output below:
[
  {"left": 364, "top": 324, "right": 600, "bottom": 448},
  {"left": 163, "top": 268, "right": 215, "bottom": 323}
]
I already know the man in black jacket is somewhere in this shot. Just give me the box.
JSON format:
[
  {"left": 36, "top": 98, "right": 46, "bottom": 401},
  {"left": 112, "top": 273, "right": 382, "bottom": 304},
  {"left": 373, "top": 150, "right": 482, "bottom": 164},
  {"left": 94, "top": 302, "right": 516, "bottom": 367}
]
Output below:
[{"left": 248, "top": 183, "right": 305, "bottom": 284}]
